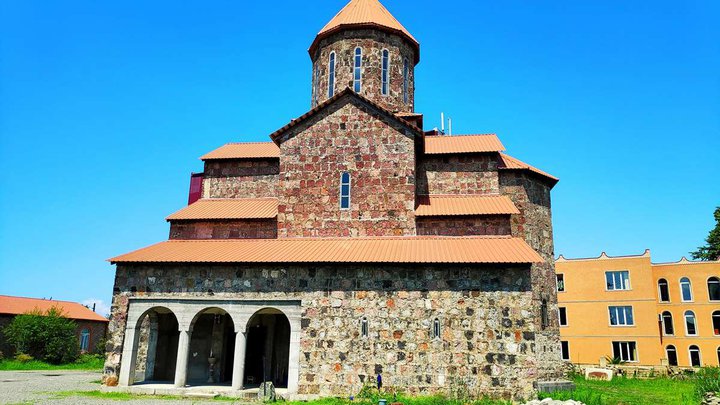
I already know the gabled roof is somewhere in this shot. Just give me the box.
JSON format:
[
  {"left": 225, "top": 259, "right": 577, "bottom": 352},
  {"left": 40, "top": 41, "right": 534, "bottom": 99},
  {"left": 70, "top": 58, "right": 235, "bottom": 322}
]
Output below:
[
  {"left": 166, "top": 198, "right": 278, "bottom": 221},
  {"left": 310, "top": 0, "right": 419, "bottom": 63},
  {"left": 416, "top": 195, "right": 520, "bottom": 217},
  {"left": 498, "top": 153, "right": 559, "bottom": 185},
  {"left": 109, "top": 236, "right": 543, "bottom": 265},
  {"left": 0, "top": 295, "right": 108, "bottom": 322},
  {"left": 424, "top": 134, "right": 505, "bottom": 154},
  {"left": 269, "top": 88, "right": 423, "bottom": 145},
  {"left": 201, "top": 142, "right": 279, "bottom": 160}
]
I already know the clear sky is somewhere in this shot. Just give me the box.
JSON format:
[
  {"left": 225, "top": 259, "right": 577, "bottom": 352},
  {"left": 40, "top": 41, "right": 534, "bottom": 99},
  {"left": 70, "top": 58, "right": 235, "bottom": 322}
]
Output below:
[{"left": 1, "top": 0, "right": 718, "bottom": 315}]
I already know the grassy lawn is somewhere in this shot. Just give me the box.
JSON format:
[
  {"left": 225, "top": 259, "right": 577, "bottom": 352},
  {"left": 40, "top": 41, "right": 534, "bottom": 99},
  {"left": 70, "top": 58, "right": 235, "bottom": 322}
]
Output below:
[
  {"left": 0, "top": 354, "right": 104, "bottom": 371},
  {"left": 539, "top": 374, "right": 698, "bottom": 405}
]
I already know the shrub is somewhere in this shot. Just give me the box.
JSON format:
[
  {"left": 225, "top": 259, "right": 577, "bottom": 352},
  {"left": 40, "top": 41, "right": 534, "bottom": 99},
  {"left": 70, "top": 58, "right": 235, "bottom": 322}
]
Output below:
[
  {"left": 693, "top": 367, "right": 720, "bottom": 399},
  {"left": 0, "top": 350, "right": 4, "bottom": 361},
  {"left": 3, "top": 306, "right": 79, "bottom": 364},
  {"left": 14, "top": 353, "right": 33, "bottom": 363}
]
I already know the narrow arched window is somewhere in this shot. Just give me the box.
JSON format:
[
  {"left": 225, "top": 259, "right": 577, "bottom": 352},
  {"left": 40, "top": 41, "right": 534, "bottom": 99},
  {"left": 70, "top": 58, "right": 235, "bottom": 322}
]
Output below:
[
  {"left": 717, "top": 346, "right": 720, "bottom": 365},
  {"left": 666, "top": 345, "right": 678, "bottom": 366},
  {"left": 340, "top": 172, "right": 351, "bottom": 210},
  {"left": 680, "top": 277, "right": 693, "bottom": 301},
  {"left": 662, "top": 311, "right": 674, "bottom": 335},
  {"left": 708, "top": 277, "right": 720, "bottom": 301},
  {"left": 689, "top": 345, "right": 701, "bottom": 367},
  {"left": 403, "top": 58, "right": 409, "bottom": 104},
  {"left": 658, "top": 278, "right": 670, "bottom": 302},
  {"left": 361, "top": 317, "right": 368, "bottom": 338},
  {"left": 328, "top": 52, "right": 336, "bottom": 98},
  {"left": 313, "top": 64, "right": 320, "bottom": 106},
  {"left": 685, "top": 310, "right": 698, "bottom": 336},
  {"left": 80, "top": 328, "right": 90, "bottom": 352},
  {"left": 381, "top": 49, "right": 389, "bottom": 95},
  {"left": 432, "top": 318, "right": 441, "bottom": 339},
  {"left": 353, "top": 47, "right": 362, "bottom": 92},
  {"left": 540, "top": 299, "right": 548, "bottom": 330},
  {"left": 712, "top": 310, "right": 720, "bottom": 336}
]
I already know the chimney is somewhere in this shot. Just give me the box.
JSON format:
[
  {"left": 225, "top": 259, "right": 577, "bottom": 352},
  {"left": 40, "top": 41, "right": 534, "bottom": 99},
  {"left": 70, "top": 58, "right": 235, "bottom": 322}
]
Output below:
[{"left": 92, "top": 303, "right": 96, "bottom": 313}]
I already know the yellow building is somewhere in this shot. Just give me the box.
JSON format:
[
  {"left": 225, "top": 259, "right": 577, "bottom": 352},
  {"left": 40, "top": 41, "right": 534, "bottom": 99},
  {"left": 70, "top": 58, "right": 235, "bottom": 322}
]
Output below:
[{"left": 555, "top": 250, "right": 720, "bottom": 368}]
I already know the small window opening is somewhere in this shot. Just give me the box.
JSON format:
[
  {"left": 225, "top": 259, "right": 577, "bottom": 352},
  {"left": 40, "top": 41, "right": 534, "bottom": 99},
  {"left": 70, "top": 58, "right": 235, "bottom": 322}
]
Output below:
[
  {"left": 354, "top": 47, "right": 362, "bottom": 92},
  {"left": 560, "top": 341, "right": 570, "bottom": 361},
  {"left": 381, "top": 49, "right": 389, "bottom": 95},
  {"left": 666, "top": 345, "right": 678, "bottom": 366},
  {"left": 432, "top": 318, "right": 441, "bottom": 339},
  {"left": 680, "top": 277, "right": 693, "bottom": 301},
  {"left": 662, "top": 311, "right": 674, "bottom": 335},
  {"left": 361, "top": 317, "right": 368, "bottom": 338},
  {"left": 556, "top": 274, "right": 565, "bottom": 292},
  {"left": 558, "top": 307, "right": 568, "bottom": 326},
  {"left": 708, "top": 277, "right": 720, "bottom": 301},
  {"left": 403, "top": 58, "right": 409, "bottom": 104},
  {"left": 685, "top": 310, "right": 698, "bottom": 335},
  {"left": 658, "top": 278, "right": 670, "bottom": 302},
  {"left": 712, "top": 310, "right": 720, "bottom": 336},
  {"left": 80, "top": 328, "right": 90, "bottom": 352},
  {"left": 689, "top": 345, "right": 701, "bottom": 367},
  {"left": 340, "top": 172, "right": 351, "bottom": 210},
  {"left": 328, "top": 52, "right": 336, "bottom": 98},
  {"left": 540, "top": 299, "right": 548, "bottom": 330}
]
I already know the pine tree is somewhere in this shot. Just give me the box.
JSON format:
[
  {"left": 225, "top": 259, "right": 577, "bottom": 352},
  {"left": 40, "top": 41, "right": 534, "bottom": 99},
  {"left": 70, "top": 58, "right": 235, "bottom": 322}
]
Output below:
[{"left": 691, "top": 207, "right": 720, "bottom": 261}]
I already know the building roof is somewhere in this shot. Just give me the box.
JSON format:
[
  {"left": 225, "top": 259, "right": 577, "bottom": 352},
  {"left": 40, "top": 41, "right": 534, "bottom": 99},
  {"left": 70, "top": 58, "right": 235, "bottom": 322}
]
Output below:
[
  {"left": 415, "top": 195, "right": 520, "bottom": 217},
  {"left": 109, "top": 236, "right": 543, "bottom": 264},
  {"left": 310, "top": 0, "right": 419, "bottom": 63},
  {"left": 0, "top": 295, "right": 108, "bottom": 322},
  {"left": 424, "top": 134, "right": 505, "bottom": 154},
  {"left": 166, "top": 198, "right": 278, "bottom": 221},
  {"left": 201, "top": 142, "right": 280, "bottom": 160},
  {"left": 498, "top": 152, "right": 559, "bottom": 184}
]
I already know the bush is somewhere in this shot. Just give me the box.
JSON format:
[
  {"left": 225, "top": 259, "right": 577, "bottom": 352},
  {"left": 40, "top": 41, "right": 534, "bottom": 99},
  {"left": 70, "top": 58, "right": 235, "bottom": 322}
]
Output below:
[
  {"left": 0, "top": 350, "right": 4, "bottom": 361},
  {"left": 14, "top": 353, "right": 33, "bottom": 363},
  {"left": 3, "top": 306, "right": 79, "bottom": 364},
  {"left": 693, "top": 367, "right": 720, "bottom": 399}
]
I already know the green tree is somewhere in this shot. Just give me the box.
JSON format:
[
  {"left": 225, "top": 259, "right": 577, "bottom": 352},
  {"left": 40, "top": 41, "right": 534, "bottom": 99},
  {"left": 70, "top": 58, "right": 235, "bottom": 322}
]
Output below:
[
  {"left": 3, "top": 306, "right": 79, "bottom": 364},
  {"left": 691, "top": 207, "right": 720, "bottom": 261}
]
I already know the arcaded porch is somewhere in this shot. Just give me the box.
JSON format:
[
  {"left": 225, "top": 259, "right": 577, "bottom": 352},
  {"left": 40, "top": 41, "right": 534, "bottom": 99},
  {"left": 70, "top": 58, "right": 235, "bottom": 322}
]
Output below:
[{"left": 117, "top": 298, "right": 301, "bottom": 394}]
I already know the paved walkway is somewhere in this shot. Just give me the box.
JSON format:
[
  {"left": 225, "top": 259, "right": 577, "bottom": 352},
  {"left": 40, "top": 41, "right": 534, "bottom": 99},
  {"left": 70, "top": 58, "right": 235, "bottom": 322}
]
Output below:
[{"left": 0, "top": 370, "right": 251, "bottom": 404}]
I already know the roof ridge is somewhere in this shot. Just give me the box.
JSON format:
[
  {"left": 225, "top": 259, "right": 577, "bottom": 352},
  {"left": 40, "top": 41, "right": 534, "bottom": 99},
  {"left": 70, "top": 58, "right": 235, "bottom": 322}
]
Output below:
[
  {"left": 197, "top": 197, "right": 279, "bottom": 202},
  {"left": 652, "top": 257, "right": 720, "bottom": 266},
  {"left": 417, "top": 193, "right": 505, "bottom": 198},
  {"left": 0, "top": 294, "right": 91, "bottom": 305},
  {"left": 432, "top": 133, "right": 497, "bottom": 138},
  {"left": 225, "top": 141, "right": 276, "bottom": 145},
  {"left": 556, "top": 249, "right": 651, "bottom": 262},
  {"left": 161, "top": 235, "right": 515, "bottom": 243}
]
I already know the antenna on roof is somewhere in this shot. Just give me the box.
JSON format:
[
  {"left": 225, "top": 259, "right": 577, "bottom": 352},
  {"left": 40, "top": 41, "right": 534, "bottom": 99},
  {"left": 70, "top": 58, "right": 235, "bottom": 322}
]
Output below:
[{"left": 440, "top": 112, "right": 445, "bottom": 135}]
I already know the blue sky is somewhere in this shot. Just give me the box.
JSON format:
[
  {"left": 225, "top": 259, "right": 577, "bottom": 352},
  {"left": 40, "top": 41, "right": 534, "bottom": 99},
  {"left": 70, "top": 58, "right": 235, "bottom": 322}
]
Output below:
[{"left": 1, "top": 0, "right": 718, "bottom": 315}]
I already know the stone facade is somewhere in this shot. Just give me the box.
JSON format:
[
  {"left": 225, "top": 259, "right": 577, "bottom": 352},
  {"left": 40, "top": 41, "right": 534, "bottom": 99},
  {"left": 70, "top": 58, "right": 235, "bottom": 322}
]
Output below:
[
  {"left": 417, "top": 154, "right": 499, "bottom": 195},
  {"left": 277, "top": 96, "right": 417, "bottom": 238},
  {"left": 169, "top": 220, "right": 277, "bottom": 239},
  {"left": 108, "top": 263, "right": 538, "bottom": 399},
  {"left": 416, "top": 216, "right": 511, "bottom": 236},
  {"left": 311, "top": 29, "right": 416, "bottom": 113},
  {"left": 202, "top": 159, "right": 278, "bottom": 199}
]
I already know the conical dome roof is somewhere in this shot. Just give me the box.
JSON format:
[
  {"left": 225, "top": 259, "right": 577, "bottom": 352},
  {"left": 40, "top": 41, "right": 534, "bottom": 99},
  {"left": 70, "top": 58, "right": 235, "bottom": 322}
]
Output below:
[{"left": 309, "top": 0, "right": 419, "bottom": 62}]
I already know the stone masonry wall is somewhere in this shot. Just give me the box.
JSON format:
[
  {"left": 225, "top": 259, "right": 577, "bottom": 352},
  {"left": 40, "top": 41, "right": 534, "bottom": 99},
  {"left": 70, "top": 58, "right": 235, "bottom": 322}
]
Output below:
[
  {"left": 416, "top": 216, "right": 511, "bottom": 236},
  {"left": 417, "top": 154, "right": 499, "bottom": 195},
  {"left": 202, "top": 159, "right": 278, "bottom": 199},
  {"left": 76, "top": 320, "right": 108, "bottom": 354},
  {"left": 312, "top": 29, "right": 416, "bottom": 113},
  {"left": 499, "top": 171, "right": 564, "bottom": 379},
  {"left": 107, "top": 263, "right": 539, "bottom": 400},
  {"left": 276, "top": 96, "right": 417, "bottom": 237},
  {"left": 169, "top": 220, "right": 278, "bottom": 239}
]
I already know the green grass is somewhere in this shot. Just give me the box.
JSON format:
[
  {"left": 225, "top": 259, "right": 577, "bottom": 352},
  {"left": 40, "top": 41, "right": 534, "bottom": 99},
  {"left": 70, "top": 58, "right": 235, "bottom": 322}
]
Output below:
[
  {"left": 538, "top": 374, "right": 698, "bottom": 405},
  {"left": 53, "top": 391, "right": 245, "bottom": 402},
  {"left": 283, "top": 395, "right": 511, "bottom": 405},
  {"left": 0, "top": 354, "right": 104, "bottom": 371}
]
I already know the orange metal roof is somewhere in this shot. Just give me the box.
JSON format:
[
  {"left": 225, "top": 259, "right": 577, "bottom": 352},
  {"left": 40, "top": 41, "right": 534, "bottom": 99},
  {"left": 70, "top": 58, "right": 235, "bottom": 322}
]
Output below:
[
  {"left": 318, "top": 0, "right": 418, "bottom": 44},
  {"left": 424, "top": 134, "right": 505, "bottom": 154},
  {"left": 0, "top": 295, "right": 108, "bottom": 322},
  {"left": 499, "top": 153, "right": 559, "bottom": 183},
  {"left": 416, "top": 195, "right": 520, "bottom": 217},
  {"left": 110, "top": 236, "right": 543, "bottom": 264},
  {"left": 201, "top": 142, "right": 280, "bottom": 160},
  {"left": 166, "top": 198, "right": 278, "bottom": 221}
]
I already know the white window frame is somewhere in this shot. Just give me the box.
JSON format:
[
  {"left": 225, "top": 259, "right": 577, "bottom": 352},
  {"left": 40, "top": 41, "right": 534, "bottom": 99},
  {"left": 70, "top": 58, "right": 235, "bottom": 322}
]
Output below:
[
  {"left": 688, "top": 345, "right": 701, "bottom": 367},
  {"left": 611, "top": 341, "right": 638, "bottom": 362},
  {"left": 666, "top": 345, "right": 678, "bottom": 366},
  {"left": 605, "top": 270, "right": 631, "bottom": 291},
  {"left": 708, "top": 277, "right": 720, "bottom": 301},
  {"left": 560, "top": 341, "right": 570, "bottom": 361},
  {"left": 658, "top": 278, "right": 670, "bottom": 302},
  {"left": 608, "top": 305, "right": 634, "bottom": 326},
  {"left": 661, "top": 311, "right": 674, "bottom": 336},
  {"left": 680, "top": 277, "right": 693, "bottom": 302},
  {"left": 556, "top": 274, "right": 565, "bottom": 292},
  {"left": 712, "top": 310, "right": 720, "bottom": 336},
  {"left": 381, "top": 49, "right": 390, "bottom": 96},
  {"left": 684, "top": 310, "right": 698, "bottom": 336},
  {"left": 353, "top": 47, "right": 362, "bottom": 93},
  {"left": 328, "top": 51, "right": 336, "bottom": 98},
  {"left": 558, "top": 307, "right": 568, "bottom": 327},
  {"left": 339, "top": 172, "right": 351, "bottom": 210}
]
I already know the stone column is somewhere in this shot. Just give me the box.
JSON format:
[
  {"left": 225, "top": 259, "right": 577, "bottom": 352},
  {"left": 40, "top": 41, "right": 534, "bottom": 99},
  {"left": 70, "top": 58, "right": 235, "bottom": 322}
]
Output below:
[
  {"left": 287, "top": 317, "right": 301, "bottom": 394},
  {"left": 174, "top": 329, "right": 191, "bottom": 388},
  {"left": 231, "top": 331, "right": 247, "bottom": 390},
  {"left": 118, "top": 326, "right": 139, "bottom": 387}
]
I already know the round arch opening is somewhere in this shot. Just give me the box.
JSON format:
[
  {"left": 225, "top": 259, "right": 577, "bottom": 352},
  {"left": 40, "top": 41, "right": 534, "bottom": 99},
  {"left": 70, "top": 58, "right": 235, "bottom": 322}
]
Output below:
[
  {"left": 133, "top": 306, "right": 179, "bottom": 384},
  {"left": 187, "top": 307, "right": 236, "bottom": 386},
  {"left": 244, "top": 308, "right": 291, "bottom": 388}
]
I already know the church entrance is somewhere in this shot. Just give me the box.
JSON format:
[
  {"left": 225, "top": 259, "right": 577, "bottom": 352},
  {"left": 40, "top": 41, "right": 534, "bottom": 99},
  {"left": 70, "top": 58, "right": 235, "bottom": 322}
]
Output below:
[
  {"left": 187, "top": 308, "right": 236, "bottom": 385},
  {"left": 243, "top": 309, "right": 290, "bottom": 388},
  {"left": 132, "top": 307, "right": 179, "bottom": 383}
]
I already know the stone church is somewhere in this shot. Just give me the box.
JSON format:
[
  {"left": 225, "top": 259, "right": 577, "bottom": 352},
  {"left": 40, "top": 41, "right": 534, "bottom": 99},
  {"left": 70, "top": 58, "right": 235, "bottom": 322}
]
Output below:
[{"left": 106, "top": 0, "right": 563, "bottom": 399}]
